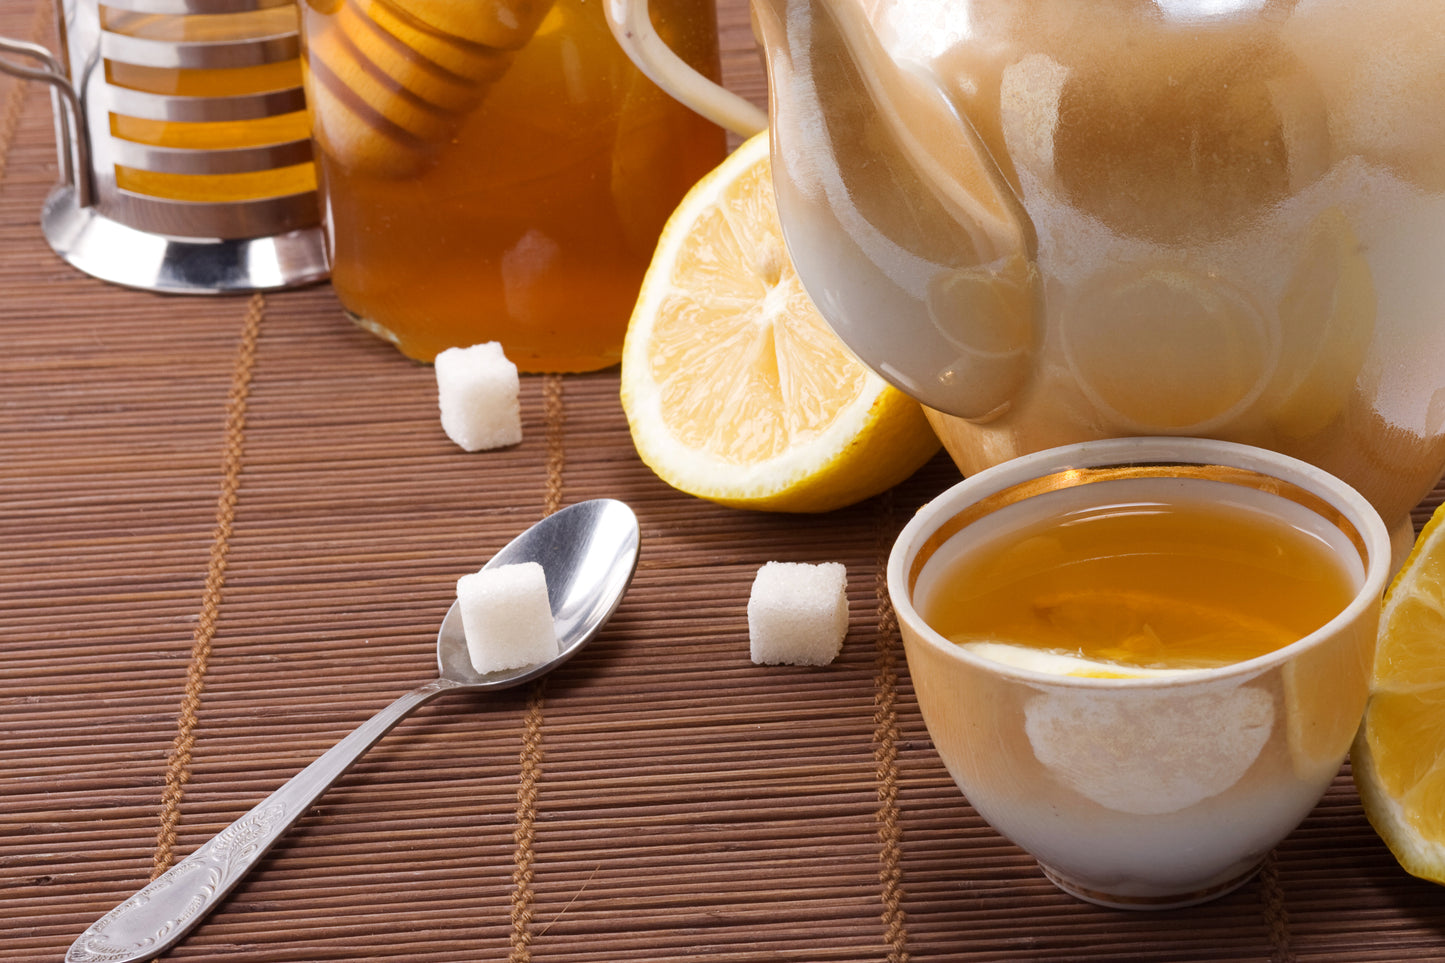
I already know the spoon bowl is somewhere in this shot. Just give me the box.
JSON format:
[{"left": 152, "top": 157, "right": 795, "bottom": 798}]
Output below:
[
  {"left": 69, "top": 499, "right": 641, "bottom": 963},
  {"left": 436, "top": 498, "right": 640, "bottom": 688}
]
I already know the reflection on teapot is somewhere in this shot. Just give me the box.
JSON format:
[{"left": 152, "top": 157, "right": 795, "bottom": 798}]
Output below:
[
  {"left": 606, "top": 0, "right": 1445, "bottom": 533},
  {"left": 757, "top": 0, "right": 1041, "bottom": 423}
]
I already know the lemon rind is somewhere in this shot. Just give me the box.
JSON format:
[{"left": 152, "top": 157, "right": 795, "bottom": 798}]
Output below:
[
  {"left": 1353, "top": 501, "right": 1445, "bottom": 883},
  {"left": 1353, "top": 728, "right": 1445, "bottom": 884}
]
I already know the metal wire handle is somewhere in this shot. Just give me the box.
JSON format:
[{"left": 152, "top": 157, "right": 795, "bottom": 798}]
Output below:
[{"left": 0, "top": 36, "right": 92, "bottom": 207}]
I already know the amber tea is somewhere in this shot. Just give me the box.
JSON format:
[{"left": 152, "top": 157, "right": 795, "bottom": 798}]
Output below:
[
  {"left": 918, "top": 477, "right": 1361, "bottom": 673},
  {"left": 890, "top": 439, "right": 1390, "bottom": 906},
  {"left": 103, "top": 5, "right": 317, "bottom": 204}
]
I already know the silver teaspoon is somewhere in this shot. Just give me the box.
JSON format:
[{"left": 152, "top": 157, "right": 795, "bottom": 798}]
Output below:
[{"left": 68, "top": 498, "right": 641, "bottom": 963}]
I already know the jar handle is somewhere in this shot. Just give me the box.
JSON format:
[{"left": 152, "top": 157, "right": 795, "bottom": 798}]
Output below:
[{"left": 604, "top": 0, "right": 768, "bottom": 136}]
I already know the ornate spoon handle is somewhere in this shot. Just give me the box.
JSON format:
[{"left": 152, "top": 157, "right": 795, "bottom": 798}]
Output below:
[{"left": 67, "top": 678, "right": 459, "bottom": 963}]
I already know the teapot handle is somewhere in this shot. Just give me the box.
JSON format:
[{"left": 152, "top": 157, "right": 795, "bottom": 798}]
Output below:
[{"left": 604, "top": 0, "right": 768, "bottom": 136}]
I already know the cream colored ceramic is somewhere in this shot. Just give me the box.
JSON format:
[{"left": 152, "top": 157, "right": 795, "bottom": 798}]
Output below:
[
  {"left": 606, "top": 0, "right": 1445, "bottom": 540},
  {"left": 886, "top": 437, "right": 1390, "bottom": 908}
]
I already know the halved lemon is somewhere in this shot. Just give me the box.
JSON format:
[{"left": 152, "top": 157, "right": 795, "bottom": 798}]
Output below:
[
  {"left": 620, "top": 131, "right": 940, "bottom": 513},
  {"left": 1353, "top": 501, "right": 1445, "bottom": 883}
]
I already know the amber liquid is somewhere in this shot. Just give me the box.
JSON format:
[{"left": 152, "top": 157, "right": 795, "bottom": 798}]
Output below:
[
  {"left": 103, "top": 6, "right": 317, "bottom": 203},
  {"left": 299, "top": 0, "right": 726, "bottom": 371},
  {"left": 919, "top": 480, "right": 1359, "bottom": 671}
]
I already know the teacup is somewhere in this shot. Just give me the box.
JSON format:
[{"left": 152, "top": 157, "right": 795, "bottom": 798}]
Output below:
[
  {"left": 886, "top": 437, "right": 1390, "bottom": 908},
  {"left": 605, "top": 0, "right": 1445, "bottom": 543}
]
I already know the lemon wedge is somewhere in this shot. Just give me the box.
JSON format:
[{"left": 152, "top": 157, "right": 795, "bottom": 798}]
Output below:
[
  {"left": 620, "top": 131, "right": 940, "bottom": 513},
  {"left": 1353, "top": 501, "right": 1445, "bottom": 884}
]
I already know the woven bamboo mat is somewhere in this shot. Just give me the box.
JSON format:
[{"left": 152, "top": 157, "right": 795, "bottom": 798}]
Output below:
[{"left": 4, "top": 0, "right": 1445, "bottom": 960}]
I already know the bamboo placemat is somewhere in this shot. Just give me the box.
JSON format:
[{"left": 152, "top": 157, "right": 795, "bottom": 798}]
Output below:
[{"left": 3, "top": 0, "right": 1445, "bottom": 960}]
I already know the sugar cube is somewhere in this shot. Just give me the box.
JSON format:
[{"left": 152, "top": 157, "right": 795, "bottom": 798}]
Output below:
[
  {"left": 457, "top": 561, "right": 558, "bottom": 674},
  {"left": 748, "top": 561, "right": 849, "bottom": 666},
  {"left": 435, "top": 341, "right": 522, "bottom": 452}
]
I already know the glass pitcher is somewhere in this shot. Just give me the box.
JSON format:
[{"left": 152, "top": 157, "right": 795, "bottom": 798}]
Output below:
[{"left": 606, "top": 0, "right": 1445, "bottom": 542}]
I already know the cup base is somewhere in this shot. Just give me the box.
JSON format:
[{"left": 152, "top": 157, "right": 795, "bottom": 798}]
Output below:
[{"left": 1038, "top": 860, "right": 1262, "bottom": 911}]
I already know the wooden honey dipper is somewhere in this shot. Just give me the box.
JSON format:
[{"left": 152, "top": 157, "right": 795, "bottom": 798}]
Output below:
[{"left": 304, "top": 0, "right": 557, "bottom": 177}]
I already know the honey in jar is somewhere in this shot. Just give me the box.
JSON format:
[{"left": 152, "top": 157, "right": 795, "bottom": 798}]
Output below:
[{"left": 298, "top": 0, "right": 727, "bottom": 371}]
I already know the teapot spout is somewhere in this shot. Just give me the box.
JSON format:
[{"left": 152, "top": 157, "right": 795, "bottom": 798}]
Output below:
[{"left": 755, "top": 0, "right": 1041, "bottom": 419}]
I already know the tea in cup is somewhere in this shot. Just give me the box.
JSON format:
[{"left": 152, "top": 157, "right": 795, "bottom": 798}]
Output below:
[{"left": 887, "top": 437, "right": 1390, "bottom": 908}]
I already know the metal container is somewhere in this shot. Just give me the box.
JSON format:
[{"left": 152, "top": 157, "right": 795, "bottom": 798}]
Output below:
[{"left": 0, "top": 0, "right": 326, "bottom": 293}]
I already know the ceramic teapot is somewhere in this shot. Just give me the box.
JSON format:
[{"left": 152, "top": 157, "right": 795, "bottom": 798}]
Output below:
[{"left": 606, "top": 0, "right": 1445, "bottom": 539}]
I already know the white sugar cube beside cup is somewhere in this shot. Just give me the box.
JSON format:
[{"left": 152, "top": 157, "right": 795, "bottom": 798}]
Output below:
[
  {"left": 436, "top": 341, "right": 522, "bottom": 452},
  {"left": 457, "top": 561, "right": 559, "bottom": 675},
  {"left": 748, "top": 561, "right": 849, "bottom": 666}
]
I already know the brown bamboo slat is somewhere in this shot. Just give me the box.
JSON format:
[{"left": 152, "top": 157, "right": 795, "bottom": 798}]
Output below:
[{"left": 3, "top": 0, "right": 1444, "bottom": 959}]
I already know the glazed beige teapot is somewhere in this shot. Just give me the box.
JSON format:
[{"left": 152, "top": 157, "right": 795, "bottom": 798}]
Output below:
[{"left": 606, "top": 0, "right": 1445, "bottom": 541}]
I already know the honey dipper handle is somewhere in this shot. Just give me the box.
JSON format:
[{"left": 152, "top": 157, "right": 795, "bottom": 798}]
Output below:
[{"left": 603, "top": 0, "right": 767, "bottom": 136}]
